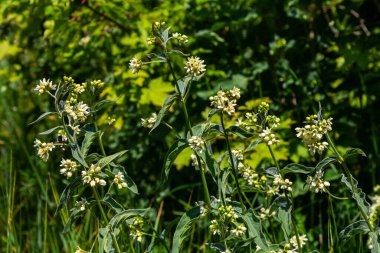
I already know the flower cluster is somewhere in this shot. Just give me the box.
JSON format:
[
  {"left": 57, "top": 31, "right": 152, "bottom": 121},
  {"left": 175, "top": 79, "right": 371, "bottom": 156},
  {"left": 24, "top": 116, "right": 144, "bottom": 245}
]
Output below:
[
  {"left": 75, "top": 199, "right": 88, "bottom": 212},
  {"left": 81, "top": 164, "right": 106, "bottom": 187},
  {"left": 219, "top": 205, "right": 238, "bottom": 222},
  {"left": 113, "top": 172, "right": 128, "bottom": 189},
  {"left": 34, "top": 78, "right": 56, "bottom": 95},
  {"left": 129, "top": 56, "right": 143, "bottom": 74},
  {"left": 306, "top": 170, "right": 330, "bottom": 193},
  {"left": 60, "top": 159, "right": 78, "bottom": 178},
  {"left": 209, "top": 219, "right": 221, "bottom": 235},
  {"left": 290, "top": 234, "right": 308, "bottom": 250},
  {"left": 273, "top": 175, "right": 293, "bottom": 192},
  {"left": 259, "top": 128, "right": 280, "bottom": 146},
  {"left": 239, "top": 165, "right": 267, "bottom": 187},
  {"left": 188, "top": 136, "right": 204, "bottom": 153},
  {"left": 141, "top": 113, "right": 157, "bottom": 128},
  {"left": 90, "top": 80, "right": 105, "bottom": 89},
  {"left": 129, "top": 216, "right": 144, "bottom": 242},
  {"left": 258, "top": 207, "right": 277, "bottom": 220},
  {"left": 172, "top": 32, "right": 188, "bottom": 44},
  {"left": 34, "top": 139, "right": 55, "bottom": 161},
  {"left": 232, "top": 149, "right": 244, "bottom": 161},
  {"left": 209, "top": 204, "right": 246, "bottom": 238},
  {"left": 209, "top": 87, "right": 241, "bottom": 116},
  {"left": 295, "top": 114, "right": 333, "bottom": 154},
  {"left": 64, "top": 102, "right": 90, "bottom": 123},
  {"left": 185, "top": 56, "right": 206, "bottom": 76},
  {"left": 230, "top": 224, "right": 247, "bottom": 237}
]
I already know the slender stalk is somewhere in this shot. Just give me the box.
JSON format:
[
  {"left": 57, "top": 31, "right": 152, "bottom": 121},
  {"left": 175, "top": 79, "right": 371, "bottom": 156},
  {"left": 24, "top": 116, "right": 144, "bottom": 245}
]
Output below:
[
  {"left": 268, "top": 145, "right": 302, "bottom": 252},
  {"left": 325, "top": 133, "right": 374, "bottom": 232},
  {"left": 150, "top": 200, "right": 164, "bottom": 248},
  {"left": 92, "top": 188, "right": 122, "bottom": 253},
  {"left": 220, "top": 113, "right": 245, "bottom": 208},
  {"left": 166, "top": 56, "right": 211, "bottom": 206}
]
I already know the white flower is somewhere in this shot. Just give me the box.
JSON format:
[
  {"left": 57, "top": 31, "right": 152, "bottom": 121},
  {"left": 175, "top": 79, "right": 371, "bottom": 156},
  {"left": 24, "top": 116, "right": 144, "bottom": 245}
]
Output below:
[
  {"left": 209, "top": 219, "right": 221, "bottom": 235},
  {"left": 70, "top": 125, "right": 81, "bottom": 134},
  {"left": 113, "top": 172, "right": 128, "bottom": 189},
  {"left": 295, "top": 115, "right": 333, "bottom": 154},
  {"left": 172, "top": 32, "right": 188, "bottom": 44},
  {"left": 259, "top": 128, "right": 280, "bottom": 145},
  {"left": 231, "top": 224, "right": 247, "bottom": 236},
  {"left": 75, "top": 102, "right": 90, "bottom": 122},
  {"left": 34, "top": 139, "right": 55, "bottom": 161},
  {"left": 81, "top": 164, "right": 106, "bottom": 187},
  {"left": 273, "top": 175, "right": 293, "bottom": 192},
  {"left": 141, "top": 113, "right": 157, "bottom": 128},
  {"left": 190, "top": 153, "right": 198, "bottom": 167},
  {"left": 60, "top": 159, "right": 78, "bottom": 178},
  {"left": 290, "top": 234, "right": 308, "bottom": 249},
  {"left": 34, "top": 78, "right": 56, "bottom": 94},
  {"left": 129, "top": 56, "right": 143, "bottom": 74},
  {"left": 258, "top": 207, "right": 276, "bottom": 220},
  {"left": 229, "top": 87, "right": 241, "bottom": 99},
  {"left": 232, "top": 149, "right": 244, "bottom": 161},
  {"left": 188, "top": 136, "right": 204, "bottom": 153},
  {"left": 209, "top": 88, "right": 240, "bottom": 116},
  {"left": 185, "top": 56, "right": 206, "bottom": 76},
  {"left": 307, "top": 170, "right": 330, "bottom": 193}
]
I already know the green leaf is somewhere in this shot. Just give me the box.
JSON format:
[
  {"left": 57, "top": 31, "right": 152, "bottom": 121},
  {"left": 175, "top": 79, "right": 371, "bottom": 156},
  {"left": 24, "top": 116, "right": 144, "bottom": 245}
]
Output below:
[
  {"left": 218, "top": 169, "right": 230, "bottom": 202},
  {"left": 55, "top": 176, "right": 82, "bottom": 215},
  {"left": 207, "top": 243, "right": 225, "bottom": 251},
  {"left": 281, "top": 163, "right": 314, "bottom": 175},
  {"left": 172, "top": 206, "right": 201, "bottom": 253},
  {"left": 341, "top": 175, "right": 370, "bottom": 216},
  {"left": 245, "top": 139, "right": 262, "bottom": 151},
  {"left": 108, "top": 209, "right": 147, "bottom": 229},
  {"left": 99, "top": 227, "right": 113, "bottom": 253},
  {"left": 103, "top": 194, "right": 124, "bottom": 213},
  {"left": 162, "top": 26, "right": 171, "bottom": 44},
  {"left": 343, "top": 148, "right": 367, "bottom": 160},
  {"left": 71, "top": 145, "right": 88, "bottom": 167},
  {"left": 339, "top": 220, "right": 370, "bottom": 243},
  {"left": 241, "top": 211, "right": 269, "bottom": 250},
  {"left": 81, "top": 131, "right": 96, "bottom": 158},
  {"left": 275, "top": 196, "right": 292, "bottom": 241},
  {"left": 29, "top": 112, "right": 58, "bottom": 125},
  {"left": 227, "top": 125, "right": 253, "bottom": 138},
  {"left": 114, "top": 166, "right": 139, "bottom": 194},
  {"left": 163, "top": 139, "right": 188, "bottom": 178},
  {"left": 199, "top": 146, "right": 217, "bottom": 180},
  {"left": 97, "top": 150, "right": 128, "bottom": 168},
  {"left": 315, "top": 156, "right": 337, "bottom": 171},
  {"left": 38, "top": 126, "right": 63, "bottom": 135},
  {"left": 176, "top": 76, "right": 191, "bottom": 97},
  {"left": 207, "top": 108, "right": 219, "bottom": 120},
  {"left": 149, "top": 93, "right": 178, "bottom": 134},
  {"left": 93, "top": 99, "right": 116, "bottom": 112}
]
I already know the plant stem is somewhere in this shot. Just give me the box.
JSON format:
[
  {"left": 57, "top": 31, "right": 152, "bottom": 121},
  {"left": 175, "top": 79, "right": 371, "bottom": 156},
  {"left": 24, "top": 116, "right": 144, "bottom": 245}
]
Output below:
[
  {"left": 268, "top": 145, "right": 301, "bottom": 251},
  {"left": 166, "top": 56, "right": 211, "bottom": 206},
  {"left": 325, "top": 133, "right": 374, "bottom": 232},
  {"left": 92, "top": 188, "right": 122, "bottom": 253},
  {"left": 220, "top": 113, "right": 245, "bottom": 209}
]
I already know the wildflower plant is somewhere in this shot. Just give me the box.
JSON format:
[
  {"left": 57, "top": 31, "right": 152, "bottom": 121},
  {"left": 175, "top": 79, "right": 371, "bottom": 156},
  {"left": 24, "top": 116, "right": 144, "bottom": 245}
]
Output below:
[
  {"left": 127, "top": 22, "right": 380, "bottom": 253},
  {"left": 31, "top": 77, "right": 156, "bottom": 252},
  {"left": 30, "top": 21, "right": 380, "bottom": 253}
]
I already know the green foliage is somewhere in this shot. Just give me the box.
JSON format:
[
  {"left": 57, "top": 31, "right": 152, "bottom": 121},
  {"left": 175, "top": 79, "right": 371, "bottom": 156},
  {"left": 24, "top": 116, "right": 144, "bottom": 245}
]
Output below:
[{"left": 1, "top": 0, "right": 380, "bottom": 252}]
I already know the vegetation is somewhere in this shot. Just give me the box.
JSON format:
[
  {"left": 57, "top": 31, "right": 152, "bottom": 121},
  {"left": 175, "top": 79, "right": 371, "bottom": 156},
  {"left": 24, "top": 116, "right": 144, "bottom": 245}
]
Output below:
[{"left": 1, "top": 1, "right": 380, "bottom": 252}]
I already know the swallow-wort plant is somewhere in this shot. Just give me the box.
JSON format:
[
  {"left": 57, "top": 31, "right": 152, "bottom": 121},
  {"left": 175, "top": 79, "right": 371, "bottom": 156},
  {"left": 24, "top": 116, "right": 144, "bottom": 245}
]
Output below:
[{"left": 32, "top": 22, "right": 380, "bottom": 253}]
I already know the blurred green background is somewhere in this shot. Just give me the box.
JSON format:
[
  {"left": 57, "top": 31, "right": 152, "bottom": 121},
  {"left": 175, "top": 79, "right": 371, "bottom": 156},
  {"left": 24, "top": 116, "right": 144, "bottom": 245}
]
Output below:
[{"left": 1, "top": 0, "right": 379, "bottom": 252}]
